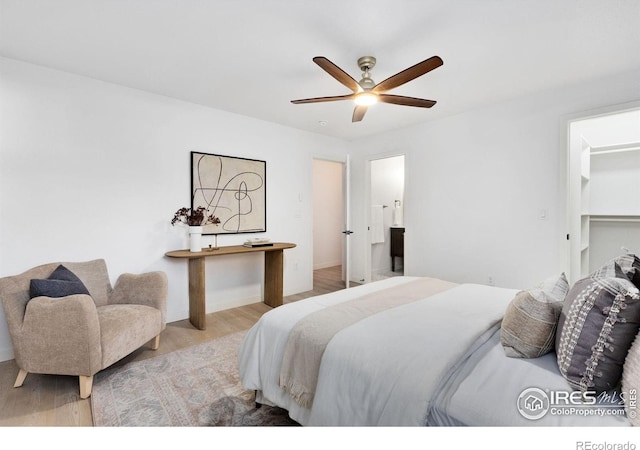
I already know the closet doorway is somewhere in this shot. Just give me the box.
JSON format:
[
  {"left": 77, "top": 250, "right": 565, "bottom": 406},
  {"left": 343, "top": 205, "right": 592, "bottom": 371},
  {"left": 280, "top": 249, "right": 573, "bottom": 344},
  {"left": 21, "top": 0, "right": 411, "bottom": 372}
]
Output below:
[
  {"left": 367, "top": 154, "right": 405, "bottom": 283},
  {"left": 567, "top": 106, "right": 640, "bottom": 283}
]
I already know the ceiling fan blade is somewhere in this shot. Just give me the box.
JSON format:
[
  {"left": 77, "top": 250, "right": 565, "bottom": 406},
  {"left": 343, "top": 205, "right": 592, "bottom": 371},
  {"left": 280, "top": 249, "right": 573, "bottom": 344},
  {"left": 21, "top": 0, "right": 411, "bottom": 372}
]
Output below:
[
  {"left": 378, "top": 94, "right": 437, "bottom": 108},
  {"left": 291, "top": 94, "right": 355, "bottom": 104},
  {"left": 372, "top": 56, "right": 443, "bottom": 93},
  {"left": 352, "top": 105, "right": 368, "bottom": 122},
  {"left": 313, "top": 56, "right": 361, "bottom": 93}
]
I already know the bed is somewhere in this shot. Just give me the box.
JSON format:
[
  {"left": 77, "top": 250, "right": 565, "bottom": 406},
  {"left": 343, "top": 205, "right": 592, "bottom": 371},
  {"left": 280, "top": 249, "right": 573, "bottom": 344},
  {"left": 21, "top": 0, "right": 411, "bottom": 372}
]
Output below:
[{"left": 238, "top": 271, "right": 637, "bottom": 426}]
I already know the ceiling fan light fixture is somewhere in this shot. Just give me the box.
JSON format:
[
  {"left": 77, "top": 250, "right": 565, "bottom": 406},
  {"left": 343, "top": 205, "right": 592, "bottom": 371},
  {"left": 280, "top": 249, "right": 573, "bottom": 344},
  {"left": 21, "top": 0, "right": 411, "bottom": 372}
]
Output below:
[
  {"left": 291, "top": 55, "right": 443, "bottom": 122},
  {"left": 354, "top": 91, "right": 378, "bottom": 106}
]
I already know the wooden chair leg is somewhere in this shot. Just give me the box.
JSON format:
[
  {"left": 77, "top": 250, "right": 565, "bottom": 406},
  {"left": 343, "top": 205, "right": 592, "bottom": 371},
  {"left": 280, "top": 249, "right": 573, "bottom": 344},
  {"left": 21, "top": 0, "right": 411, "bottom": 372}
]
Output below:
[
  {"left": 14, "top": 369, "right": 28, "bottom": 388},
  {"left": 255, "top": 390, "right": 262, "bottom": 409},
  {"left": 150, "top": 335, "right": 160, "bottom": 350},
  {"left": 79, "top": 375, "right": 93, "bottom": 399}
]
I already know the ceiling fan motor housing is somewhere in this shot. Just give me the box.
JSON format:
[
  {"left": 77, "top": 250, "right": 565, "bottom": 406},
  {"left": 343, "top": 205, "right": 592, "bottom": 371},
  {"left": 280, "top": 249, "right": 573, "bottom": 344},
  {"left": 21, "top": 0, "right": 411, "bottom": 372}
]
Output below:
[
  {"left": 357, "top": 56, "right": 377, "bottom": 90},
  {"left": 357, "top": 56, "right": 376, "bottom": 71}
]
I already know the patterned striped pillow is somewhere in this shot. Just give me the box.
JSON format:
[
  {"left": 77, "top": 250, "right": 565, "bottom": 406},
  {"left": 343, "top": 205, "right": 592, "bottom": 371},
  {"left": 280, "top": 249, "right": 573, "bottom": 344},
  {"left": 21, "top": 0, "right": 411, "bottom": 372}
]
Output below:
[
  {"left": 500, "top": 273, "right": 569, "bottom": 358},
  {"left": 556, "top": 273, "right": 640, "bottom": 392}
]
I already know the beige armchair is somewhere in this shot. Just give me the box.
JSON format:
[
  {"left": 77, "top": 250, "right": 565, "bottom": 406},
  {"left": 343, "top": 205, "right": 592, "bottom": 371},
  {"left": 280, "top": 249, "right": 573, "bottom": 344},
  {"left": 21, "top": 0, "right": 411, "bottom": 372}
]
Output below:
[{"left": 0, "top": 259, "right": 167, "bottom": 399}]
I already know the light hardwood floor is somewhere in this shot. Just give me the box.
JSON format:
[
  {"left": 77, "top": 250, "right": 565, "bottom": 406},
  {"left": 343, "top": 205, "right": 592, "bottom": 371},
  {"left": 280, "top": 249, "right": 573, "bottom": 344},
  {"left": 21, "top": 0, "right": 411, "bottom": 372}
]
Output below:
[{"left": 0, "top": 266, "right": 351, "bottom": 426}]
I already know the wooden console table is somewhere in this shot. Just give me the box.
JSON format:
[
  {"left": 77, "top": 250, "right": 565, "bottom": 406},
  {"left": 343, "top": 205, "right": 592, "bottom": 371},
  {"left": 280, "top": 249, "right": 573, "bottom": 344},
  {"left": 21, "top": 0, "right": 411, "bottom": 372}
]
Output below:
[{"left": 165, "top": 242, "right": 296, "bottom": 330}]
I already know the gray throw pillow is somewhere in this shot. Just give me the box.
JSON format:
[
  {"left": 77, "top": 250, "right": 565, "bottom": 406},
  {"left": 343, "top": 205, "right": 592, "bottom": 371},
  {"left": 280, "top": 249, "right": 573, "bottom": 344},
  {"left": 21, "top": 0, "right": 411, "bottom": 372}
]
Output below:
[
  {"left": 29, "top": 264, "right": 90, "bottom": 299},
  {"left": 592, "top": 254, "right": 640, "bottom": 289},
  {"left": 501, "top": 273, "right": 569, "bottom": 358},
  {"left": 49, "top": 264, "right": 85, "bottom": 283},
  {"left": 556, "top": 275, "right": 640, "bottom": 393}
]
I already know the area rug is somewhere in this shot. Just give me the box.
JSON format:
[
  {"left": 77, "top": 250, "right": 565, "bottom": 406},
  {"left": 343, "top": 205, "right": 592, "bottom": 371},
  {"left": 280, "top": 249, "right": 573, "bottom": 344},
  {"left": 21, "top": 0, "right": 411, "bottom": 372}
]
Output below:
[{"left": 91, "top": 331, "right": 298, "bottom": 426}]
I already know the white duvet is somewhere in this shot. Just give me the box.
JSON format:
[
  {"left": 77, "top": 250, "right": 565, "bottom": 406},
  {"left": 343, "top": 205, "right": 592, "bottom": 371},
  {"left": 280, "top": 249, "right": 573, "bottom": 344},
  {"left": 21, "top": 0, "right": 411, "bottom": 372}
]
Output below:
[{"left": 238, "top": 276, "right": 518, "bottom": 426}]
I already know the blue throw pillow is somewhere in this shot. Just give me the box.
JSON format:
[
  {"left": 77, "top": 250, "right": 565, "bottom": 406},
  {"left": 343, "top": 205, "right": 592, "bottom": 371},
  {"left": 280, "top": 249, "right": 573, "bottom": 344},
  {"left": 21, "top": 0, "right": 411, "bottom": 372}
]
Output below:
[{"left": 29, "top": 265, "right": 90, "bottom": 299}]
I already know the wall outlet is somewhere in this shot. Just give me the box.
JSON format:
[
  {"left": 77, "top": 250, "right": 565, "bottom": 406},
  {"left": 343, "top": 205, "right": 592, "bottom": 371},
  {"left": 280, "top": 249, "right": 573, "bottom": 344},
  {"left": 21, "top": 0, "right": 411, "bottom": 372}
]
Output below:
[{"left": 488, "top": 276, "right": 495, "bottom": 286}]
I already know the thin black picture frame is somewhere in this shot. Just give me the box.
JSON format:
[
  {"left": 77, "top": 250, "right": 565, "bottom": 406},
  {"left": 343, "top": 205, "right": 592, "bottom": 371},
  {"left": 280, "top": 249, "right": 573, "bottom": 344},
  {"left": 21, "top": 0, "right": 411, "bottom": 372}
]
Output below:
[{"left": 191, "top": 151, "right": 266, "bottom": 235}]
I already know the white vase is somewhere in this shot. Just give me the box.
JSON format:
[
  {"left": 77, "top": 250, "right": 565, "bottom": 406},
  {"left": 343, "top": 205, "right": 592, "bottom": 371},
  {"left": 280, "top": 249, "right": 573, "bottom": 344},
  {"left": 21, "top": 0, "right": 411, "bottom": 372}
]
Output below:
[{"left": 189, "top": 226, "right": 203, "bottom": 252}]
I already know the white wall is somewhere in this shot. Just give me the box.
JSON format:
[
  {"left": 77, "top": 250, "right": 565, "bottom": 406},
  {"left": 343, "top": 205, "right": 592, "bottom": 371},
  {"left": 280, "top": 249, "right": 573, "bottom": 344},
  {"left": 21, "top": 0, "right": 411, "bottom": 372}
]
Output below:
[
  {"left": 2, "top": 56, "right": 639, "bottom": 363},
  {"left": 312, "top": 159, "right": 343, "bottom": 269},
  {"left": 348, "top": 69, "right": 640, "bottom": 289},
  {"left": 0, "top": 57, "right": 349, "bottom": 361}
]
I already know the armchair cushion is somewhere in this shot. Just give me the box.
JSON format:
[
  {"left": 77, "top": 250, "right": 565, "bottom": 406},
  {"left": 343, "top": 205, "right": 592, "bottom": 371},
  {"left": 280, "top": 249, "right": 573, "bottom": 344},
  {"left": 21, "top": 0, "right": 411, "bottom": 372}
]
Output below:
[
  {"left": 98, "top": 304, "right": 163, "bottom": 368},
  {"left": 29, "top": 265, "right": 90, "bottom": 299}
]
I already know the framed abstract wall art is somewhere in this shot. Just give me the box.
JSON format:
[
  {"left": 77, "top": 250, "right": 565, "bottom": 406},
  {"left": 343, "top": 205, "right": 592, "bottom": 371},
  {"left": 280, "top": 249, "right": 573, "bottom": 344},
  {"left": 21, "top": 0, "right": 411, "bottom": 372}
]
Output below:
[{"left": 191, "top": 151, "right": 266, "bottom": 235}]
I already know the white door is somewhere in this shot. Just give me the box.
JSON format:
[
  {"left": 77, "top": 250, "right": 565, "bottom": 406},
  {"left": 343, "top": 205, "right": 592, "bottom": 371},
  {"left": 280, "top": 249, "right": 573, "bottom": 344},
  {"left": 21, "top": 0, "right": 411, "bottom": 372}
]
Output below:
[{"left": 343, "top": 155, "right": 352, "bottom": 288}]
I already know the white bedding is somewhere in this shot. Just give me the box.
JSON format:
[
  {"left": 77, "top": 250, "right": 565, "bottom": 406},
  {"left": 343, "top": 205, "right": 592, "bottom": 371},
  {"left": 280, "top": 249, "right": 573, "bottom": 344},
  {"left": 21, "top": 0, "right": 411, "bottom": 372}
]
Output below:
[
  {"left": 238, "top": 276, "right": 519, "bottom": 426},
  {"left": 427, "top": 325, "right": 629, "bottom": 426}
]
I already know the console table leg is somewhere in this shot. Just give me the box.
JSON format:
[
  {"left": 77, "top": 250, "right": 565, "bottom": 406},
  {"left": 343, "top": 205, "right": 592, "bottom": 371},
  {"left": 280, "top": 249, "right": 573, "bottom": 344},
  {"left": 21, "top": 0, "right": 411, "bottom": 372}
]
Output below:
[
  {"left": 188, "top": 257, "right": 207, "bottom": 330},
  {"left": 263, "top": 249, "right": 284, "bottom": 307}
]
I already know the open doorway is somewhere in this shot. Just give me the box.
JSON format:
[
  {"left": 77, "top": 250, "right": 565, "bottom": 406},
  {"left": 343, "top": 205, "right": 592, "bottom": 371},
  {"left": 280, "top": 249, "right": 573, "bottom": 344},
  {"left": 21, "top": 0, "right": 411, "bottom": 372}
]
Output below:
[
  {"left": 368, "top": 154, "right": 405, "bottom": 282},
  {"left": 312, "top": 158, "right": 350, "bottom": 292},
  {"left": 567, "top": 106, "right": 640, "bottom": 283}
]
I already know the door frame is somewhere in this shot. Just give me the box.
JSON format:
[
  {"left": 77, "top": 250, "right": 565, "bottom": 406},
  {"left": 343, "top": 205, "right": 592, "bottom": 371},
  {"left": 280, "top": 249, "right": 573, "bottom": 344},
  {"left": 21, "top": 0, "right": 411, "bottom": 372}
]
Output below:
[
  {"left": 364, "top": 151, "right": 407, "bottom": 284},
  {"left": 565, "top": 100, "right": 640, "bottom": 283}
]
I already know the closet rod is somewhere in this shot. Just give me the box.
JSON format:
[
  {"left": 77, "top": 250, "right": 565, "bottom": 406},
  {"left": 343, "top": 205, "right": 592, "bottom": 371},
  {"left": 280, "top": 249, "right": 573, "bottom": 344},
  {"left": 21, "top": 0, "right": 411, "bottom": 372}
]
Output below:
[
  {"left": 590, "top": 141, "right": 640, "bottom": 156},
  {"left": 590, "top": 215, "right": 640, "bottom": 223}
]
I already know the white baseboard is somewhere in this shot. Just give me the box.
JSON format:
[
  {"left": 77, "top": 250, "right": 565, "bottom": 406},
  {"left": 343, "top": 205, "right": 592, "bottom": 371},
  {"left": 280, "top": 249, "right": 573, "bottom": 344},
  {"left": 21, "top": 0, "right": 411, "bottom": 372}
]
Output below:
[
  {"left": 205, "top": 295, "right": 262, "bottom": 314},
  {"left": 313, "top": 260, "right": 342, "bottom": 270}
]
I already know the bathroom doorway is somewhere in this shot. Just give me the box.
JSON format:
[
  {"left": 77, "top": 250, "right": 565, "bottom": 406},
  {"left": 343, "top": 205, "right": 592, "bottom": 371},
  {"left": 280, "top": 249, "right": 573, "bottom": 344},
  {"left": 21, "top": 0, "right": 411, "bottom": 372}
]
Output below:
[{"left": 367, "top": 154, "right": 405, "bottom": 282}]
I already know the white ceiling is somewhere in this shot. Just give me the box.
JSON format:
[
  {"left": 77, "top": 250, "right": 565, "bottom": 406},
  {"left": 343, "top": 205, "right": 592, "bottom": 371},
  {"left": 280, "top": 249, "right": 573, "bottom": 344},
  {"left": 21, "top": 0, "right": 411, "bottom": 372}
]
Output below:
[{"left": 1, "top": 0, "right": 639, "bottom": 141}]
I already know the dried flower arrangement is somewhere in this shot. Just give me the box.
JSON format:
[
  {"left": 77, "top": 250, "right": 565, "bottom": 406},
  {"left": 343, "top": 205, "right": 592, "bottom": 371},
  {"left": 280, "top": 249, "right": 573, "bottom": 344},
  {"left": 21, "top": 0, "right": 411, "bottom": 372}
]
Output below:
[{"left": 171, "top": 206, "right": 221, "bottom": 227}]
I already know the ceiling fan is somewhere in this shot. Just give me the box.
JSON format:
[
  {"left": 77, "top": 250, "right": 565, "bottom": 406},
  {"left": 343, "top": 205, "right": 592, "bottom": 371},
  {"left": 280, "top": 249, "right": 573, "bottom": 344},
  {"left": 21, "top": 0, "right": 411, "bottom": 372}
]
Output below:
[{"left": 291, "top": 55, "right": 443, "bottom": 122}]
